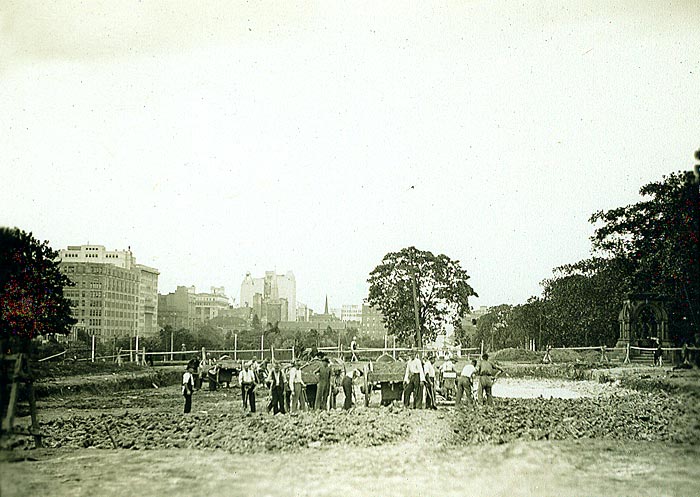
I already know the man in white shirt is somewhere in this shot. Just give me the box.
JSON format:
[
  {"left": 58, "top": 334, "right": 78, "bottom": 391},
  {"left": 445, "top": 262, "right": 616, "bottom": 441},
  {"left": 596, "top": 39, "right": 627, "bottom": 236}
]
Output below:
[
  {"left": 403, "top": 352, "right": 426, "bottom": 409},
  {"left": 239, "top": 362, "right": 257, "bottom": 412},
  {"left": 456, "top": 359, "right": 477, "bottom": 408},
  {"left": 440, "top": 357, "right": 456, "bottom": 401},
  {"left": 182, "top": 367, "right": 194, "bottom": 414},
  {"left": 288, "top": 361, "right": 307, "bottom": 412}
]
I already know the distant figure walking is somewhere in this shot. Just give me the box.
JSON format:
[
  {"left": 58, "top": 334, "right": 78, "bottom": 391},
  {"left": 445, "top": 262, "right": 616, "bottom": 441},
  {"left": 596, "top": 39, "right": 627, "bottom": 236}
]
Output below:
[
  {"left": 350, "top": 336, "right": 359, "bottom": 362},
  {"left": 654, "top": 340, "right": 663, "bottom": 367},
  {"left": 182, "top": 366, "right": 195, "bottom": 414},
  {"left": 542, "top": 345, "right": 553, "bottom": 364}
]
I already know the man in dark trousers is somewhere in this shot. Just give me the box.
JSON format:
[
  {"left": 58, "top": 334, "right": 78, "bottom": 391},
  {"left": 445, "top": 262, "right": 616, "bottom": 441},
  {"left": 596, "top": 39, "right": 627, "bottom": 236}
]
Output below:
[
  {"left": 314, "top": 356, "right": 331, "bottom": 410},
  {"left": 342, "top": 369, "right": 358, "bottom": 409},
  {"left": 182, "top": 366, "right": 195, "bottom": 414},
  {"left": 267, "top": 362, "right": 287, "bottom": 414},
  {"left": 239, "top": 361, "right": 257, "bottom": 412},
  {"left": 476, "top": 353, "right": 504, "bottom": 405}
]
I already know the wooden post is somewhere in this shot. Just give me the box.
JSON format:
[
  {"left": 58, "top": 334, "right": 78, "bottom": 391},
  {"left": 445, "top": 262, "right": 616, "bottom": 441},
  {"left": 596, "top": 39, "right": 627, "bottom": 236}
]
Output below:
[
  {"left": 480, "top": 340, "right": 484, "bottom": 356},
  {"left": 142, "top": 347, "right": 146, "bottom": 365},
  {"left": 27, "top": 377, "right": 42, "bottom": 448},
  {"left": 410, "top": 268, "right": 422, "bottom": 349},
  {"left": 260, "top": 335, "right": 264, "bottom": 360},
  {"left": 234, "top": 334, "right": 238, "bottom": 361},
  {"left": 170, "top": 330, "right": 174, "bottom": 361},
  {"left": 393, "top": 336, "right": 396, "bottom": 359},
  {"left": 135, "top": 335, "right": 139, "bottom": 363},
  {"left": 91, "top": 335, "right": 95, "bottom": 363}
]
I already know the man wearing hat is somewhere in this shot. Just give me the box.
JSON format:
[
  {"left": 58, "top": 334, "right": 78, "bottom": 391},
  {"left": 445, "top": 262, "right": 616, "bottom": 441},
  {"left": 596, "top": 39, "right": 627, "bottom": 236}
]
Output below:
[
  {"left": 289, "top": 360, "right": 307, "bottom": 412},
  {"left": 267, "top": 361, "right": 287, "bottom": 414},
  {"left": 314, "top": 356, "right": 331, "bottom": 410},
  {"left": 239, "top": 361, "right": 257, "bottom": 412}
]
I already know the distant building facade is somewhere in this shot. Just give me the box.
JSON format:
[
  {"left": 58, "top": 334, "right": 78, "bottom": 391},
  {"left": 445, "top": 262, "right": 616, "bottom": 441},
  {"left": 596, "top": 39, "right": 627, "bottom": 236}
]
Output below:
[
  {"left": 341, "top": 304, "right": 362, "bottom": 322},
  {"left": 58, "top": 245, "right": 158, "bottom": 340},
  {"left": 240, "top": 271, "right": 296, "bottom": 322},
  {"left": 361, "top": 304, "right": 387, "bottom": 337},
  {"left": 158, "top": 286, "right": 196, "bottom": 331},
  {"left": 194, "top": 286, "right": 230, "bottom": 322}
]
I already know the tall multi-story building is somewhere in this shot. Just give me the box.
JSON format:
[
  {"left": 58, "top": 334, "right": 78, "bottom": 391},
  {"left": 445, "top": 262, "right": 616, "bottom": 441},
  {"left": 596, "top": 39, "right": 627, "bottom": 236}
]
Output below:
[
  {"left": 296, "top": 302, "right": 310, "bottom": 322},
  {"left": 58, "top": 245, "right": 158, "bottom": 340},
  {"left": 158, "top": 286, "right": 196, "bottom": 331},
  {"left": 136, "top": 264, "right": 159, "bottom": 337},
  {"left": 361, "top": 304, "right": 387, "bottom": 337},
  {"left": 341, "top": 304, "right": 363, "bottom": 322},
  {"left": 194, "top": 286, "right": 230, "bottom": 322},
  {"left": 240, "top": 271, "right": 296, "bottom": 322}
]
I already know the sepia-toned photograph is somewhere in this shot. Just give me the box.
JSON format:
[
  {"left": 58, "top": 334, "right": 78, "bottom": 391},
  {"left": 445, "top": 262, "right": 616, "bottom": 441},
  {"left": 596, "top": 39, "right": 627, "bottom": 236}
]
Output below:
[{"left": 1, "top": 1, "right": 699, "bottom": 496}]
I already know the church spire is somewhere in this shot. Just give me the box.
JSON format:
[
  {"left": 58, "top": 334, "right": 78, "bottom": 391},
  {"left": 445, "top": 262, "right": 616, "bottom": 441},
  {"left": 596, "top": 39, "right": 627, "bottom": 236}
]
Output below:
[{"left": 324, "top": 295, "right": 329, "bottom": 315}]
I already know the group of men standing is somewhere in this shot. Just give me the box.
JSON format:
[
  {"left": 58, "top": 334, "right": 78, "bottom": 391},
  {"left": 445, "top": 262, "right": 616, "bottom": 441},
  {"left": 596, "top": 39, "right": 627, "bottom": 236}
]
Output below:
[
  {"left": 181, "top": 356, "right": 361, "bottom": 415},
  {"left": 402, "top": 352, "right": 504, "bottom": 409}
]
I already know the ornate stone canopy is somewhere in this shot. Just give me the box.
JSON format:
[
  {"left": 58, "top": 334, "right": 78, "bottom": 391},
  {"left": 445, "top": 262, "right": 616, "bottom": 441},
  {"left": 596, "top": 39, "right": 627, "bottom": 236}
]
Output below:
[{"left": 617, "top": 293, "right": 670, "bottom": 348}]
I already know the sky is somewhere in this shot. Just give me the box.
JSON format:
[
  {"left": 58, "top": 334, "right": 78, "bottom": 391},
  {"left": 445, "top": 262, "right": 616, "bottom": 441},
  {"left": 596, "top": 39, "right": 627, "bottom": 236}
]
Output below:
[{"left": 1, "top": 1, "right": 699, "bottom": 313}]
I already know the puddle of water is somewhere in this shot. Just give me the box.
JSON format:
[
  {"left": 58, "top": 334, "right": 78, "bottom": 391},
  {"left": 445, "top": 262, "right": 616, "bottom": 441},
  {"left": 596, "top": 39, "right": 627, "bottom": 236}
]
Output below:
[{"left": 490, "top": 378, "right": 590, "bottom": 399}]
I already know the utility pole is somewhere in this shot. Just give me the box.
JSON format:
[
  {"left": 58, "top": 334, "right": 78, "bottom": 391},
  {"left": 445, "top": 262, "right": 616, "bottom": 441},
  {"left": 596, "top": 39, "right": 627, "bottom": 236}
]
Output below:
[{"left": 409, "top": 266, "right": 421, "bottom": 350}]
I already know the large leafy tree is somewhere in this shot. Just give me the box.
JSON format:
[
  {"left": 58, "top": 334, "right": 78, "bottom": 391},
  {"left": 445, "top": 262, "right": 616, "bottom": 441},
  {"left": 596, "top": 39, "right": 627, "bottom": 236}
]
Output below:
[
  {"left": 589, "top": 170, "right": 700, "bottom": 342},
  {"left": 539, "top": 257, "right": 629, "bottom": 347},
  {"left": 367, "top": 246, "right": 477, "bottom": 346},
  {"left": 0, "top": 228, "right": 76, "bottom": 349}
]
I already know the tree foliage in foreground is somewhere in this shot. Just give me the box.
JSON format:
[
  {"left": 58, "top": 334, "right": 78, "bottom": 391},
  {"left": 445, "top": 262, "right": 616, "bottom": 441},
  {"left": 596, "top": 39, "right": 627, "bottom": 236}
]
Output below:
[
  {"left": 367, "top": 246, "right": 478, "bottom": 346},
  {"left": 589, "top": 170, "right": 699, "bottom": 342},
  {"left": 0, "top": 228, "right": 76, "bottom": 345}
]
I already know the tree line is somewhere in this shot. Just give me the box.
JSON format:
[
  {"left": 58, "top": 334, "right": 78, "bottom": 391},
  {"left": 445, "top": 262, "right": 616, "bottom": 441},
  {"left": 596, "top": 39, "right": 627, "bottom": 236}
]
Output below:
[{"left": 468, "top": 169, "right": 699, "bottom": 349}]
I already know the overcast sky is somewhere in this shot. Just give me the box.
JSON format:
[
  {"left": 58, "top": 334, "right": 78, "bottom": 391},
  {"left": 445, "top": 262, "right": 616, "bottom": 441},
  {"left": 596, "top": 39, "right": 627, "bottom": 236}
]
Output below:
[{"left": 2, "top": 1, "right": 698, "bottom": 313}]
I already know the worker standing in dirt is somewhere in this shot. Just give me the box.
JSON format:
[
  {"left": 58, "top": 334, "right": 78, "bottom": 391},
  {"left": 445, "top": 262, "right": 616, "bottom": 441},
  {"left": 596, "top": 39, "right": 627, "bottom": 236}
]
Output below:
[
  {"left": 239, "top": 361, "right": 257, "bottom": 412},
  {"left": 267, "top": 361, "right": 287, "bottom": 414},
  {"left": 182, "top": 366, "right": 195, "bottom": 414},
  {"left": 423, "top": 355, "right": 437, "bottom": 410},
  {"left": 456, "top": 359, "right": 477, "bottom": 409},
  {"left": 187, "top": 355, "right": 200, "bottom": 390},
  {"left": 342, "top": 369, "right": 358, "bottom": 409},
  {"left": 314, "top": 356, "right": 331, "bottom": 410},
  {"left": 476, "top": 353, "right": 504, "bottom": 406},
  {"left": 289, "top": 360, "right": 307, "bottom": 412},
  {"left": 403, "top": 352, "right": 425, "bottom": 409}
]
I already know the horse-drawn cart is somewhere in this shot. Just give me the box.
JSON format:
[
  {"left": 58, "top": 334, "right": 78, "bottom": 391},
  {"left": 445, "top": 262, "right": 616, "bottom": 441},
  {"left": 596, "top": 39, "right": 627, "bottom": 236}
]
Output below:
[{"left": 362, "top": 354, "right": 407, "bottom": 406}]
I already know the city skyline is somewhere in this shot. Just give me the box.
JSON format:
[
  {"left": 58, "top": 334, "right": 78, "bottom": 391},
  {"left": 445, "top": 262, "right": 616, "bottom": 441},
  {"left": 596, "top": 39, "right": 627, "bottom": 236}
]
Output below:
[{"left": 3, "top": 2, "right": 699, "bottom": 315}]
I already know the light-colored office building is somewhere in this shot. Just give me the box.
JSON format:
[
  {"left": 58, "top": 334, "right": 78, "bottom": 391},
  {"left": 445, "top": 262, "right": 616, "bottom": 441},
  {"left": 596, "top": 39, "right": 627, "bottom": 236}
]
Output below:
[
  {"left": 194, "top": 286, "right": 231, "bottom": 322},
  {"left": 341, "top": 304, "right": 363, "bottom": 322},
  {"left": 240, "top": 271, "right": 296, "bottom": 322},
  {"left": 59, "top": 245, "right": 158, "bottom": 341}
]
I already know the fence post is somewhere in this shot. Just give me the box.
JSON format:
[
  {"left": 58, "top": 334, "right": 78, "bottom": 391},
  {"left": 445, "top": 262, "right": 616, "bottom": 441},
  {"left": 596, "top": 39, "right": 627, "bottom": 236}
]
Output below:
[
  {"left": 624, "top": 343, "right": 630, "bottom": 364},
  {"left": 292, "top": 345, "right": 295, "bottom": 362},
  {"left": 91, "top": 335, "right": 95, "bottom": 363},
  {"left": 234, "top": 334, "right": 238, "bottom": 361}
]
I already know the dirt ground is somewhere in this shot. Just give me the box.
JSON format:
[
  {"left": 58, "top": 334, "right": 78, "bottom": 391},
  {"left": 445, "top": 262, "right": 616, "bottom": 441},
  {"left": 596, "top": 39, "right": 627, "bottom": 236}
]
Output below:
[{"left": 2, "top": 366, "right": 699, "bottom": 496}]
